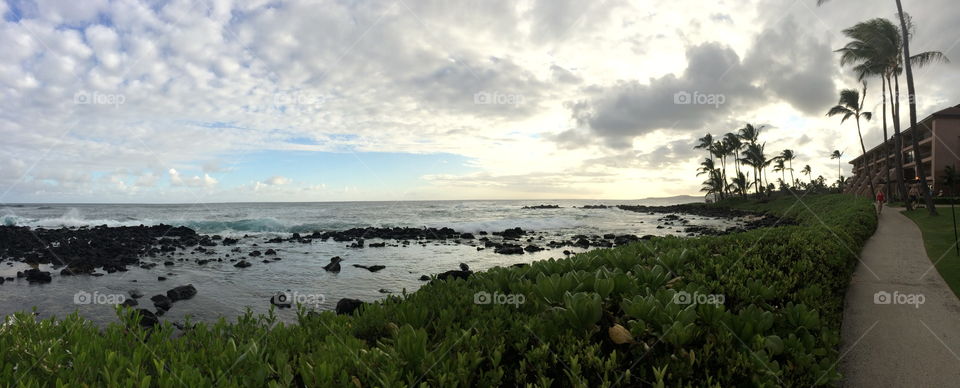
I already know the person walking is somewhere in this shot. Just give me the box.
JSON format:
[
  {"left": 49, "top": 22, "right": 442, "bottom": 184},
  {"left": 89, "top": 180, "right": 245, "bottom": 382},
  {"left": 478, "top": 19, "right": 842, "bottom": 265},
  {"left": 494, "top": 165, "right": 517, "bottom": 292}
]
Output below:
[{"left": 875, "top": 189, "right": 885, "bottom": 215}]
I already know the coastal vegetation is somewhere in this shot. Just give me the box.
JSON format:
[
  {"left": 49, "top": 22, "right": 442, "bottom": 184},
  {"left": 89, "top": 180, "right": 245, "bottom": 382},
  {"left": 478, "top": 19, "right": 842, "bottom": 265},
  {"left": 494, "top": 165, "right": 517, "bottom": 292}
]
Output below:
[{"left": 1, "top": 194, "right": 876, "bottom": 386}]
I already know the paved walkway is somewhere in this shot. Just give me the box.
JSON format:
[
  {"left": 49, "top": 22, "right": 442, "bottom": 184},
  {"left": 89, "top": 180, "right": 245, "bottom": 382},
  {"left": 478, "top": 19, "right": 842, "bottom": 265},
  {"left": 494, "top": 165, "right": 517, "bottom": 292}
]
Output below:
[{"left": 840, "top": 206, "right": 960, "bottom": 387}]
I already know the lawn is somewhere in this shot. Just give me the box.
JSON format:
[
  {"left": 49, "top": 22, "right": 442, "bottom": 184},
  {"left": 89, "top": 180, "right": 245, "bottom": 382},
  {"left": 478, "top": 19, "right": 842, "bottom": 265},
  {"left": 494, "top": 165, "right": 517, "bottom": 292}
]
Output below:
[{"left": 903, "top": 205, "right": 960, "bottom": 298}]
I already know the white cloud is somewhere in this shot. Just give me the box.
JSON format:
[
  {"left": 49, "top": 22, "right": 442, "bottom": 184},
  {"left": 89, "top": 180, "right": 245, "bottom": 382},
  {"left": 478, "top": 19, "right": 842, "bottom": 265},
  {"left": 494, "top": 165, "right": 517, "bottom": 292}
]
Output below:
[{"left": 0, "top": 0, "right": 956, "bottom": 202}]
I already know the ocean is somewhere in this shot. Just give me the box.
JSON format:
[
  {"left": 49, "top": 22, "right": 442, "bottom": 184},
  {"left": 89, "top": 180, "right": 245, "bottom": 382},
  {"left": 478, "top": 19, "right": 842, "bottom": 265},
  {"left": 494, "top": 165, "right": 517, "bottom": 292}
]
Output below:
[{"left": 0, "top": 197, "right": 738, "bottom": 326}]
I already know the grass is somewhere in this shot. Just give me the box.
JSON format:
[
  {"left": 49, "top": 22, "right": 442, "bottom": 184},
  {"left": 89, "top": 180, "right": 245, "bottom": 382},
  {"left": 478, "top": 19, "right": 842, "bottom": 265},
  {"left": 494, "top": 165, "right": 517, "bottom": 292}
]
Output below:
[
  {"left": 0, "top": 194, "right": 876, "bottom": 387},
  {"left": 903, "top": 204, "right": 960, "bottom": 298}
]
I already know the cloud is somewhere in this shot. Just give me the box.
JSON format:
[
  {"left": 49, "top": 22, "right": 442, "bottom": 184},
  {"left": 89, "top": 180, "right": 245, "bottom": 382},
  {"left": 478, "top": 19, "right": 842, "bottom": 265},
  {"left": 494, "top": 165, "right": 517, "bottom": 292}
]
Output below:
[
  {"left": 264, "top": 176, "right": 291, "bottom": 185},
  {"left": 168, "top": 168, "right": 218, "bottom": 188}
]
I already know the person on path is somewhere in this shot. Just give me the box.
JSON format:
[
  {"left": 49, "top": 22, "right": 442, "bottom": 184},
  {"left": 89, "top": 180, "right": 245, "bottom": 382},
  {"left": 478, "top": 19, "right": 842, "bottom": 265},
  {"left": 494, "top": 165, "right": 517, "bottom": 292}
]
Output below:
[{"left": 875, "top": 189, "right": 885, "bottom": 215}]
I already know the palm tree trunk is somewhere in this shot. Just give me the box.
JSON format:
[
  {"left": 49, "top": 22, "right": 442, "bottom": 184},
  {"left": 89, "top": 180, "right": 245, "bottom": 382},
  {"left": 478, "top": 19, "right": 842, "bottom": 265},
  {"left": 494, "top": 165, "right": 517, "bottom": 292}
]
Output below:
[
  {"left": 789, "top": 160, "right": 795, "bottom": 187},
  {"left": 888, "top": 74, "right": 910, "bottom": 207},
  {"left": 882, "top": 76, "right": 892, "bottom": 201},
  {"left": 856, "top": 117, "right": 877, "bottom": 198},
  {"left": 896, "top": 0, "right": 938, "bottom": 215}
]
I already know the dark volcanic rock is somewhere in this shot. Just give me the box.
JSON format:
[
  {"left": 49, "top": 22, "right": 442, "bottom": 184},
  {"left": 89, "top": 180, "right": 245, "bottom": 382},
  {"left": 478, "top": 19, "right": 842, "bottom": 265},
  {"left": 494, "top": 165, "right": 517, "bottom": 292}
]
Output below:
[
  {"left": 419, "top": 275, "right": 430, "bottom": 281},
  {"left": 137, "top": 309, "right": 159, "bottom": 327},
  {"left": 522, "top": 204, "right": 560, "bottom": 209},
  {"left": 368, "top": 242, "right": 386, "bottom": 248},
  {"left": 459, "top": 263, "right": 470, "bottom": 271},
  {"left": 523, "top": 245, "right": 543, "bottom": 252},
  {"left": 23, "top": 269, "right": 52, "bottom": 283},
  {"left": 460, "top": 233, "right": 475, "bottom": 239},
  {"left": 166, "top": 284, "right": 197, "bottom": 302},
  {"left": 495, "top": 227, "right": 526, "bottom": 240},
  {"left": 234, "top": 260, "right": 252, "bottom": 268},
  {"left": 494, "top": 244, "right": 524, "bottom": 255},
  {"left": 323, "top": 256, "right": 343, "bottom": 272},
  {"left": 121, "top": 298, "right": 138, "bottom": 307},
  {"left": 436, "top": 270, "right": 473, "bottom": 281},
  {"left": 270, "top": 291, "right": 292, "bottom": 308},
  {"left": 264, "top": 249, "right": 277, "bottom": 256},
  {"left": 151, "top": 295, "right": 172, "bottom": 311},
  {"left": 353, "top": 264, "right": 386, "bottom": 272},
  {"left": 335, "top": 298, "right": 365, "bottom": 315}
]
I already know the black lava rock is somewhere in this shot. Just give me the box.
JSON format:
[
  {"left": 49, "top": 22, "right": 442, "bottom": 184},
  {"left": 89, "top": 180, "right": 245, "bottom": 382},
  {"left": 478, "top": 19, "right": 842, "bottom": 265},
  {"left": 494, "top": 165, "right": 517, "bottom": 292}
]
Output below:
[
  {"left": 166, "top": 284, "right": 197, "bottom": 302},
  {"left": 335, "top": 298, "right": 365, "bottom": 315}
]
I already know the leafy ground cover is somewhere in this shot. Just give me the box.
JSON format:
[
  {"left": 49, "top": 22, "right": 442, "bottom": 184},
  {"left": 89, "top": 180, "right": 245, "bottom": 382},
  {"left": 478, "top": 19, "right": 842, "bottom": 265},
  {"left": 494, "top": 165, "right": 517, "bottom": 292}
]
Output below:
[{"left": 0, "top": 194, "right": 875, "bottom": 387}]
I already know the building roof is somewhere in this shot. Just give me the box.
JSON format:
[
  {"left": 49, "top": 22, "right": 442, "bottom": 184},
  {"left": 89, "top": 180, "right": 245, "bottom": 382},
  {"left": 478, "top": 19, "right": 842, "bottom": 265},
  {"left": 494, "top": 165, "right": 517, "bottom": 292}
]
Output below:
[{"left": 848, "top": 104, "right": 960, "bottom": 165}]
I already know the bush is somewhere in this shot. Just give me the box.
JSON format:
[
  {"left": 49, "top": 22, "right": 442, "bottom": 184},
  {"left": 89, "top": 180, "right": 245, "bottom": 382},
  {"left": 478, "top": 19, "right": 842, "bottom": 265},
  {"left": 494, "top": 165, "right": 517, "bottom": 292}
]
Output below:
[{"left": 0, "top": 194, "right": 875, "bottom": 386}]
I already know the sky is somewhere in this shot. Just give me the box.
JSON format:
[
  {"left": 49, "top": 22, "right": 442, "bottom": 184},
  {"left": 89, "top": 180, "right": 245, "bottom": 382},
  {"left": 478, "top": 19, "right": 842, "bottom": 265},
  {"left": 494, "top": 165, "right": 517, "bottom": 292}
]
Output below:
[{"left": 0, "top": 0, "right": 958, "bottom": 203}]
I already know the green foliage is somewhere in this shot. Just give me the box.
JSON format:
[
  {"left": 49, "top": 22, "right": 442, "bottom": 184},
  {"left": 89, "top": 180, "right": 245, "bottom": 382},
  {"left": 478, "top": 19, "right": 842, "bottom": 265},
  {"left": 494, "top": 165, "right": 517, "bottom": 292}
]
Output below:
[{"left": 0, "top": 194, "right": 876, "bottom": 387}]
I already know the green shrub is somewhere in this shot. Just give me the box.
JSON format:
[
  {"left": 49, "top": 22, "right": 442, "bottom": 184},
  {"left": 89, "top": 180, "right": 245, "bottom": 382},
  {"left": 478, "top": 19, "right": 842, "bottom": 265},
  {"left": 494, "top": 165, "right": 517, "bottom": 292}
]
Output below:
[{"left": 0, "top": 194, "right": 875, "bottom": 387}]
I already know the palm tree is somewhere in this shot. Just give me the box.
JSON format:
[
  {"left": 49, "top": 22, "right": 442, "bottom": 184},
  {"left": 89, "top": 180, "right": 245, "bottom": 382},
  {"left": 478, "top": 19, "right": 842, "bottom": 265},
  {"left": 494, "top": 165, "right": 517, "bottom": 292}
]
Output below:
[
  {"left": 831, "top": 150, "right": 845, "bottom": 187},
  {"left": 836, "top": 18, "right": 907, "bottom": 203},
  {"left": 773, "top": 157, "right": 786, "bottom": 188},
  {"left": 827, "top": 83, "right": 875, "bottom": 197},
  {"left": 712, "top": 140, "right": 729, "bottom": 198},
  {"left": 730, "top": 171, "right": 749, "bottom": 198},
  {"left": 820, "top": 0, "right": 948, "bottom": 214},
  {"left": 738, "top": 124, "right": 763, "bottom": 146},
  {"left": 695, "top": 134, "right": 714, "bottom": 160},
  {"left": 701, "top": 169, "right": 725, "bottom": 199},
  {"left": 802, "top": 165, "right": 813, "bottom": 184},
  {"left": 697, "top": 158, "right": 716, "bottom": 177},
  {"left": 780, "top": 149, "right": 796, "bottom": 187},
  {"left": 723, "top": 133, "right": 743, "bottom": 188},
  {"left": 741, "top": 143, "right": 770, "bottom": 195}
]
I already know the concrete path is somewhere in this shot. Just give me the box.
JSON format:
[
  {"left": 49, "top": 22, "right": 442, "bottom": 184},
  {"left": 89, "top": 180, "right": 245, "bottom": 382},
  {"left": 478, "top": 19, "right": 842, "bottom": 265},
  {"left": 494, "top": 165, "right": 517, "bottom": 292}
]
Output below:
[{"left": 840, "top": 206, "right": 960, "bottom": 387}]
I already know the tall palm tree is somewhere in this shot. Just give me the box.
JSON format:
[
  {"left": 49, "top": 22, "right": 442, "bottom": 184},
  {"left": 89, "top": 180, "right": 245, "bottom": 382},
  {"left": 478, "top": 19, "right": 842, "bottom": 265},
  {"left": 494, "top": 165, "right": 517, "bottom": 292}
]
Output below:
[
  {"left": 802, "top": 165, "right": 813, "bottom": 184},
  {"left": 723, "top": 133, "right": 743, "bottom": 187},
  {"left": 695, "top": 134, "right": 714, "bottom": 161},
  {"left": 701, "top": 169, "right": 725, "bottom": 199},
  {"left": 780, "top": 149, "right": 796, "bottom": 187},
  {"left": 738, "top": 124, "right": 763, "bottom": 146},
  {"left": 895, "top": 1, "right": 944, "bottom": 215},
  {"left": 697, "top": 158, "right": 716, "bottom": 177},
  {"left": 712, "top": 140, "right": 729, "bottom": 198},
  {"left": 730, "top": 171, "right": 749, "bottom": 198},
  {"left": 820, "top": 1, "right": 947, "bottom": 214},
  {"left": 742, "top": 143, "right": 770, "bottom": 195},
  {"left": 827, "top": 83, "right": 875, "bottom": 197},
  {"left": 836, "top": 18, "right": 908, "bottom": 203},
  {"left": 773, "top": 157, "right": 786, "bottom": 188},
  {"left": 831, "top": 150, "right": 845, "bottom": 187}
]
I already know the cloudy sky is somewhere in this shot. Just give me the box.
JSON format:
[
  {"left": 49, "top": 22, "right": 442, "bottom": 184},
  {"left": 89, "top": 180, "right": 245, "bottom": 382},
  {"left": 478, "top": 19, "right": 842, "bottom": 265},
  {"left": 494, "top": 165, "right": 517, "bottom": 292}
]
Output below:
[{"left": 1, "top": 0, "right": 958, "bottom": 203}]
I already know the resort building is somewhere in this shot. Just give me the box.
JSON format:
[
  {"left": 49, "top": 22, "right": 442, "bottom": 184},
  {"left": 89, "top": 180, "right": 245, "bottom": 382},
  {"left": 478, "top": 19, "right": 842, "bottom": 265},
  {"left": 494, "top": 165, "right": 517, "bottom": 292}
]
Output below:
[{"left": 846, "top": 104, "right": 960, "bottom": 198}]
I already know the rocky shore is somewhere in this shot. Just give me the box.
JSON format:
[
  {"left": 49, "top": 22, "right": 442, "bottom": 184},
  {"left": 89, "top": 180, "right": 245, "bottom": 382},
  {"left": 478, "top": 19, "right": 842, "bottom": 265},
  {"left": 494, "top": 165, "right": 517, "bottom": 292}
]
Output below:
[{"left": 0, "top": 203, "right": 786, "bottom": 327}]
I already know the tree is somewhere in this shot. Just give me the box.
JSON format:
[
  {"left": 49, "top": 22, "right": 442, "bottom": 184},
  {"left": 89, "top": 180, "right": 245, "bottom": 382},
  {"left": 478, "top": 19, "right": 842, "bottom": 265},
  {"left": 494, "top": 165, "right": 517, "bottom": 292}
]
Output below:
[
  {"left": 741, "top": 143, "right": 770, "bottom": 195},
  {"left": 820, "top": 0, "right": 949, "bottom": 214},
  {"left": 831, "top": 150, "right": 845, "bottom": 187},
  {"left": 701, "top": 169, "right": 725, "bottom": 199},
  {"left": 723, "top": 133, "right": 743, "bottom": 189},
  {"left": 802, "top": 165, "right": 813, "bottom": 184},
  {"left": 780, "top": 149, "right": 796, "bottom": 187},
  {"left": 697, "top": 158, "right": 716, "bottom": 177},
  {"left": 730, "top": 171, "right": 749, "bottom": 198},
  {"left": 827, "top": 83, "right": 875, "bottom": 197},
  {"left": 695, "top": 134, "right": 714, "bottom": 160},
  {"left": 773, "top": 157, "right": 786, "bottom": 187}
]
